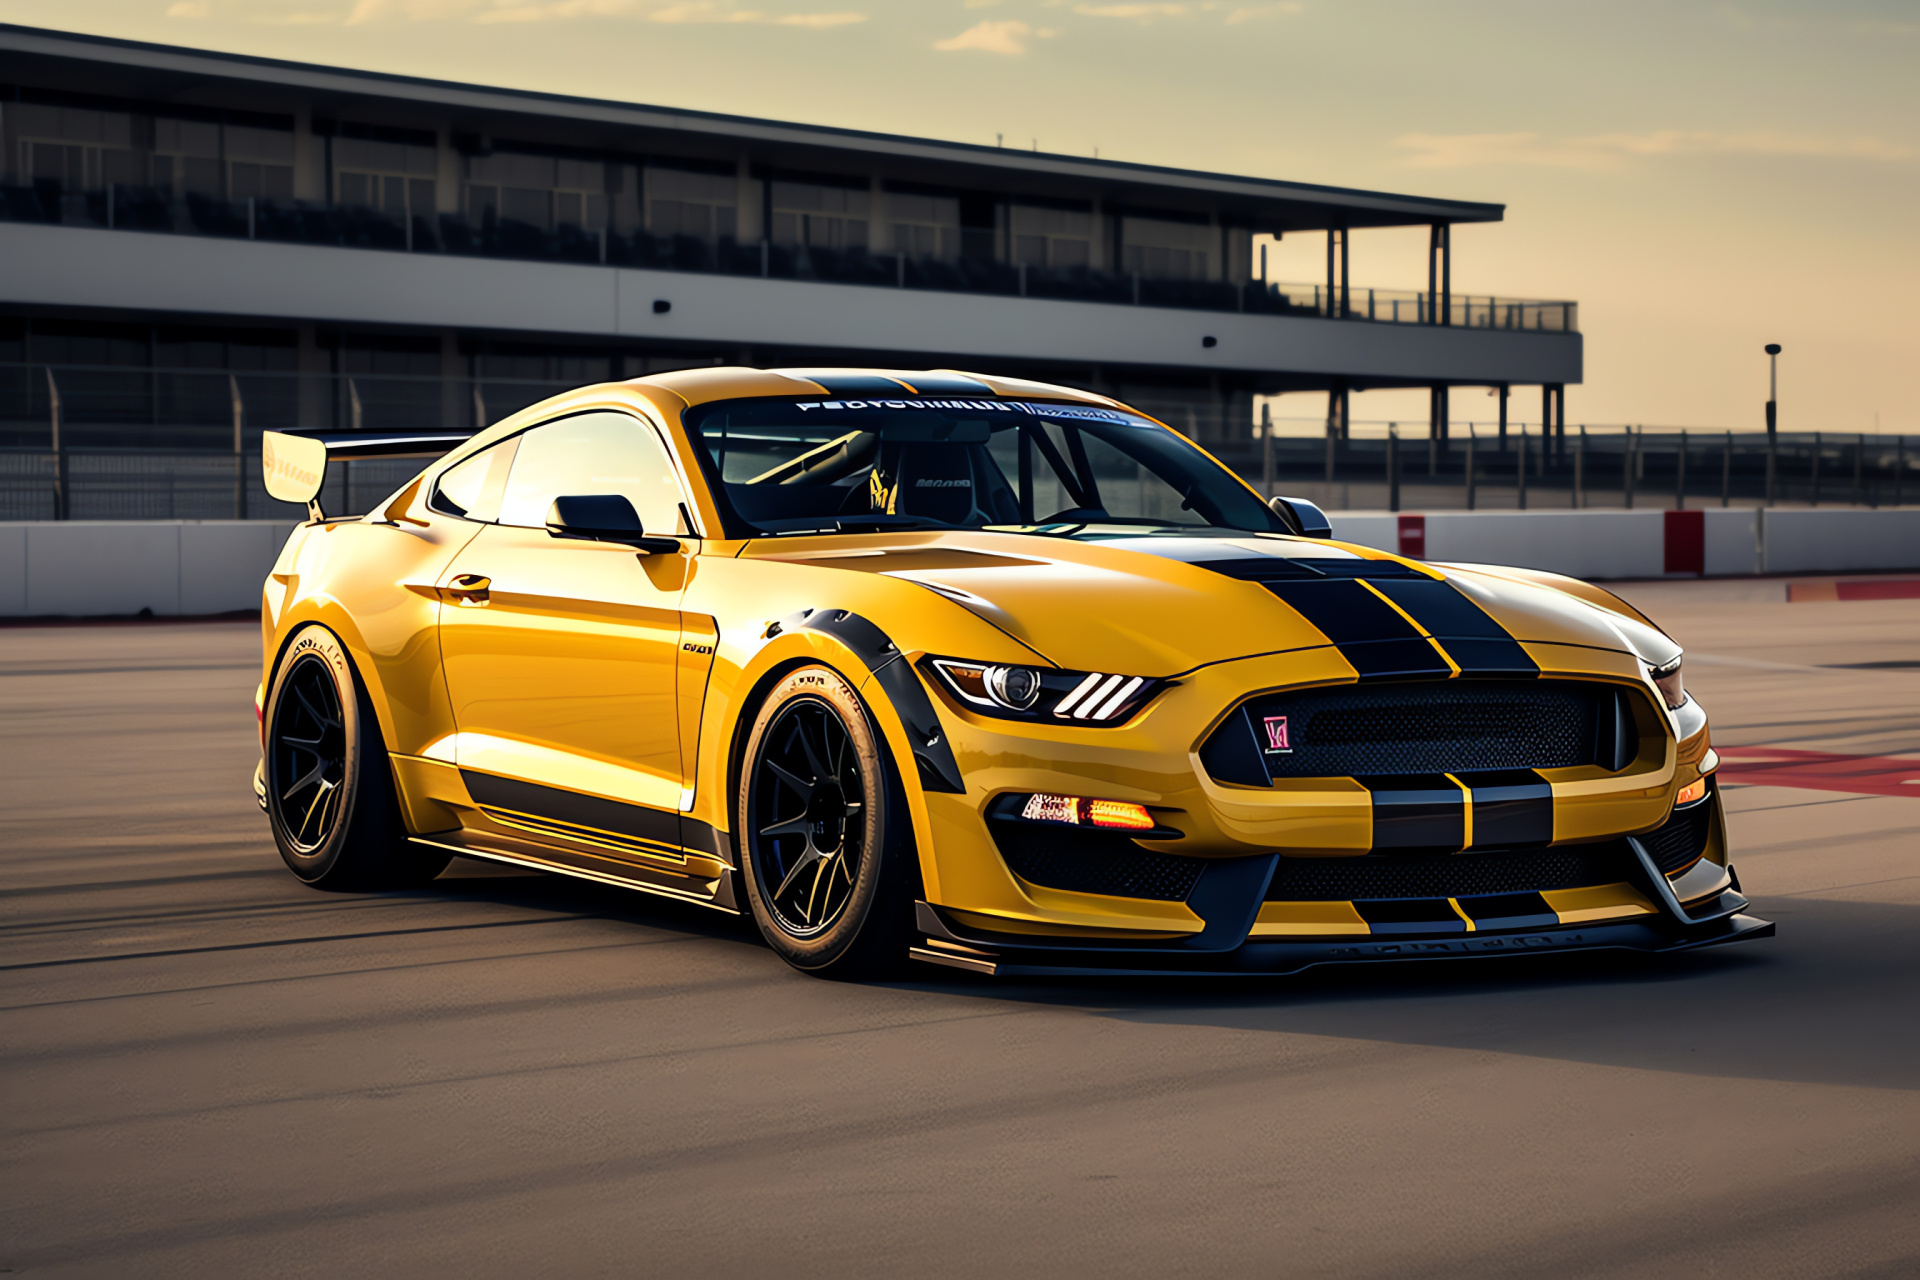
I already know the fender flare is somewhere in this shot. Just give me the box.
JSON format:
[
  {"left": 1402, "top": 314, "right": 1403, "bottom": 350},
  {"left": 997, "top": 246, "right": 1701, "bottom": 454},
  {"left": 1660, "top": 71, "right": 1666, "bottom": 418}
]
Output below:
[{"left": 769, "top": 607, "right": 964, "bottom": 795}]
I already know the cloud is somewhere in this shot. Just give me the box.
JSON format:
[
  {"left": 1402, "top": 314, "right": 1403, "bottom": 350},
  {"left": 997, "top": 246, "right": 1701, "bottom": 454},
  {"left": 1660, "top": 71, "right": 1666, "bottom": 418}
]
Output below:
[
  {"left": 1069, "top": 1, "right": 1300, "bottom": 20},
  {"left": 166, "top": 0, "right": 213, "bottom": 14},
  {"left": 309, "top": 0, "right": 864, "bottom": 23},
  {"left": 934, "top": 17, "right": 1045, "bottom": 53},
  {"left": 1074, "top": 2, "right": 1189, "bottom": 17},
  {"left": 1396, "top": 129, "right": 1916, "bottom": 169},
  {"left": 1225, "top": 1, "right": 1300, "bottom": 20}
]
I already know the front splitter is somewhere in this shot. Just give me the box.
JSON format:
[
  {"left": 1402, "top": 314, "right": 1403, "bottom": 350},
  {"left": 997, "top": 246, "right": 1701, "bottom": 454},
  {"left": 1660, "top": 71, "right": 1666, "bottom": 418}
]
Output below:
[{"left": 909, "top": 909, "right": 1775, "bottom": 978}]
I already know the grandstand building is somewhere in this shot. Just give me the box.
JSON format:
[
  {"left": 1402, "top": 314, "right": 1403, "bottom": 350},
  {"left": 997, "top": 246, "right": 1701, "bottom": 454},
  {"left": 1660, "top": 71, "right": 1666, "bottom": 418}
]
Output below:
[{"left": 1, "top": 23, "right": 1580, "bottom": 518}]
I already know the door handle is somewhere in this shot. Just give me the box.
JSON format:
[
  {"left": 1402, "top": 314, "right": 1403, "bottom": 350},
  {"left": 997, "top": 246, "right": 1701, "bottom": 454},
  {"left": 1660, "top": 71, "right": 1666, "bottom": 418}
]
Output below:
[{"left": 445, "top": 574, "right": 491, "bottom": 605}]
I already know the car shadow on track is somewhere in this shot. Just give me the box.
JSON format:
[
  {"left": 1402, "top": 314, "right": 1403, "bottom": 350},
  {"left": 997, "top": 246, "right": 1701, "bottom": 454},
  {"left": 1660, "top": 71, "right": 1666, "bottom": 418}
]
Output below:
[
  {"left": 882, "top": 895, "right": 1920, "bottom": 1094},
  {"left": 406, "top": 862, "right": 1920, "bottom": 1094}
]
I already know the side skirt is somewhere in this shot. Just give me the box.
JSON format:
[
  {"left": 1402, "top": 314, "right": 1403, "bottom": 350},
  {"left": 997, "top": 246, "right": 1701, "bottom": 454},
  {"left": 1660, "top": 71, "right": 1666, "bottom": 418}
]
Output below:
[{"left": 410, "top": 830, "right": 742, "bottom": 915}]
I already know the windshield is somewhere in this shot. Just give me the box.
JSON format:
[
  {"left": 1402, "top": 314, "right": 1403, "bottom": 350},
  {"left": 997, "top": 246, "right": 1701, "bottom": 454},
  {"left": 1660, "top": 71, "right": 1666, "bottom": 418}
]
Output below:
[{"left": 684, "top": 397, "right": 1284, "bottom": 538}]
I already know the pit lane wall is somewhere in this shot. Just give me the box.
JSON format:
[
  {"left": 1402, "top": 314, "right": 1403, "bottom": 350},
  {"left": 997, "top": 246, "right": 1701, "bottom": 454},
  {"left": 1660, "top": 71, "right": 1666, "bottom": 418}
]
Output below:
[{"left": 0, "top": 510, "right": 1916, "bottom": 617}]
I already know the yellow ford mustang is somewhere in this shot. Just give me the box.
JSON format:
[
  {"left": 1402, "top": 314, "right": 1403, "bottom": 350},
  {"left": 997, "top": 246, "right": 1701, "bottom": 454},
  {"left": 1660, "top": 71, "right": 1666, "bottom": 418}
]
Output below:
[{"left": 253, "top": 367, "right": 1769, "bottom": 977}]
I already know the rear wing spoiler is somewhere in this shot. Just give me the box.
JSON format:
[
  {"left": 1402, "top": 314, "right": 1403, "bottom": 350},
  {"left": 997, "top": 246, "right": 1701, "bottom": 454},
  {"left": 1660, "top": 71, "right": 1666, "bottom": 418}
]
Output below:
[{"left": 262, "top": 428, "right": 477, "bottom": 520}]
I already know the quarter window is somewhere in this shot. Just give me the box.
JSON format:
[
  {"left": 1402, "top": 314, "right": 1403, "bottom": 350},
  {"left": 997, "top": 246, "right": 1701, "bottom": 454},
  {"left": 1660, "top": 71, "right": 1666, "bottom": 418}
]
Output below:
[
  {"left": 496, "top": 412, "right": 685, "bottom": 534},
  {"left": 431, "top": 437, "right": 519, "bottom": 522}
]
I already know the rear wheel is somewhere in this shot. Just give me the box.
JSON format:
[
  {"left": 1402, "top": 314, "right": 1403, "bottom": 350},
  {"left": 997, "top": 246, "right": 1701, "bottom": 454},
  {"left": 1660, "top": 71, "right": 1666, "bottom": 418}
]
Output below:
[
  {"left": 264, "top": 624, "right": 449, "bottom": 890},
  {"left": 737, "top": 666, "right": 914, "bottom": 978}
]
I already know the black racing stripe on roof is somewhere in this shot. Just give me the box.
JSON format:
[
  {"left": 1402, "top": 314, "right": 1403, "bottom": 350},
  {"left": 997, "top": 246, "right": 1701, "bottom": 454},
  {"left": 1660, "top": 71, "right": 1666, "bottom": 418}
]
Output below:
[
  {"left": 1366, "top": 579, "right": 1539, "bottom": 677},
  {"left": 794, "top": 374, "right": 920, "bottom": 396},
  {"left": 895, "top": 373, "right": 998, "bottom": 396}
]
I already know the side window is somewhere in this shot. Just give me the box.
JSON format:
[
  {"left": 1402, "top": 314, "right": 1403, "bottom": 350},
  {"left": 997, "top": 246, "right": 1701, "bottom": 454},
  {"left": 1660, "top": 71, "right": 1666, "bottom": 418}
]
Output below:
[
  {"left": 495, "top": 411, "right": 685, "bottom": 534},
  {"left": 431, "top": 437, "right": 519, "bottom": 522}
]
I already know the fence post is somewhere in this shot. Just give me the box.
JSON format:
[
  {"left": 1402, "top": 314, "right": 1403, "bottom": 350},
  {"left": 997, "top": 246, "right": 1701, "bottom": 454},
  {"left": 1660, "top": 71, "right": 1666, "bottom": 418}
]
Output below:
[
  {"left": 1623, "top": 428, "right": 1636, "bottom": 509},
  {"left": 1675, "top": 429, "right": 1686, "bottom": 511},
  {"left": 46, "top": 367, "right": 68, "bottom": 520},
  {"left": 230, "top": 374, "right": 246, "bottom": 520},
  {"left": 1855, "top": 432, "right": 1866, "bottom": 508},
  {"left": 1720, "top": 431, "right": 1732, "bottom": 508},
  {"left": 1574, "top": 426, "right": 1585, "bottom": 509},
  {"left": 248, "top": 195, "right": 257, "bottom": 240},
  {"left": 472, "top": 384, "right": 488, "bottom": 431},
  {"left": 1765, "top": 430, "right": 1777, "bottom": 506},
  {"left": 1260, "top": 402, "right": 1273, "bottom": 497},
  {"left": 1464, "top": 426, "right": 1476, "bottom": 510},
  {"left": 1387, "top": 425, "right": 1400, "bottom": 513},
  {"left": 1810, "top": 431, "right": 1821, "bottom": 507},
  {"left": 1516, "top": 423, "right": 1527, "bottom": 510}
]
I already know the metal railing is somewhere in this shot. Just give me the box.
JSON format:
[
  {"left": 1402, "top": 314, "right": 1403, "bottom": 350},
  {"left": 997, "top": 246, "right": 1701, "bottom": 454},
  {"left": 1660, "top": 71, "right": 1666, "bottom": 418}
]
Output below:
[
  {"left": 1214, "top": 419, "right": 1916, "bottom": 513},
  {"left": 2, "top": 183, "right": 1577, "bottom": 330},
  {"left": 6, "top": 367, "right": 1908, "bottom": 520}
]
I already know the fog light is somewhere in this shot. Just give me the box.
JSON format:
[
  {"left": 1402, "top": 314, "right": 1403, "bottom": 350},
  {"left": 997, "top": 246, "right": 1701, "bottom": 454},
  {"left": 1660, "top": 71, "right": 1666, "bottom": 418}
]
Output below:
[
  {"left": 1020, "top": 793, "right": 1156, "bottom": 831},
  {"left": 1675, "top": 776, "right": 1708, "bottom": 806}
]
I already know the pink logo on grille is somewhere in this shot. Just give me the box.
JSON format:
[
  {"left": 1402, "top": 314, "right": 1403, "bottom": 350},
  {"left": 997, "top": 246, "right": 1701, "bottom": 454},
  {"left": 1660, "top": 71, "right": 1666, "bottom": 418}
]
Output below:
[{"left": 1262, "top": 715, "right": 1291, "bottom": 752}]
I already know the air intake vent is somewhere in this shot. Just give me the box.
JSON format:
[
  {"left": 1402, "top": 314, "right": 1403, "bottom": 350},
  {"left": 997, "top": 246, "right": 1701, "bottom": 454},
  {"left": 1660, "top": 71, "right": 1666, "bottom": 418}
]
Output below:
[{"left": 1202, "top": 679, "right": 1639, "bottom": 785}]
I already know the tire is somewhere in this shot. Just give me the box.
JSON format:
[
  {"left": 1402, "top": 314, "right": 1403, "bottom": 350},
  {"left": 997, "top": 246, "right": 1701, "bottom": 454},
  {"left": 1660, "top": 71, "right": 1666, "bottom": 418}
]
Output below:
[
  {"left": 263, "top": 624, "right": 450, "bottom": 891},
  {"left": 737, "top": 665, "right": 915, "bottom": 978}
]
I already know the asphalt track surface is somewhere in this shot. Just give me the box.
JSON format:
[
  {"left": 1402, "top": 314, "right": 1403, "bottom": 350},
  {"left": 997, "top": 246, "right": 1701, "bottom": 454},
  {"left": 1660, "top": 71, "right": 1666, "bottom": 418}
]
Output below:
[{"left": 4, "top": 578, "right": 1918, "bottom": 1278}]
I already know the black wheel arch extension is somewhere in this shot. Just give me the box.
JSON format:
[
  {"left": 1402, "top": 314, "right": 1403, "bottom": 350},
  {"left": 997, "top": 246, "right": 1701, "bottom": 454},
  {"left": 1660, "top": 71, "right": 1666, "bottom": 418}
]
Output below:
[{"left": 764, "top": 607, "right": 965, "bottom": 795}]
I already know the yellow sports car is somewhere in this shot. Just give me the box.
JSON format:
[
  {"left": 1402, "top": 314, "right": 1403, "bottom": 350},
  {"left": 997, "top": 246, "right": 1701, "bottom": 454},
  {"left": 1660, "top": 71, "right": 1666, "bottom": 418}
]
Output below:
[{"left": 254, "top": 367, "right": 1769, "bottom": 977}]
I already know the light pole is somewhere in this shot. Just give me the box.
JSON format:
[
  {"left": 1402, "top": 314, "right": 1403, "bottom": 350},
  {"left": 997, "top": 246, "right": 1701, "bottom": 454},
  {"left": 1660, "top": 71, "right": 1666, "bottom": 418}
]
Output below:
[{"left": 1764, "top": 343, "right": 1781, "bottom": 504}]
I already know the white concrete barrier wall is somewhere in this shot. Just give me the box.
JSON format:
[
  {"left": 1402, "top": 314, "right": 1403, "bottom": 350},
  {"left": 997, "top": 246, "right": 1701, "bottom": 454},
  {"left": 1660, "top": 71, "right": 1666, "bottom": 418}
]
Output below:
[
  {"left": 1329, "top": 508, "right": 1919, "bottom": 580},
  {"left": 0, "top": 511, "right": 1914, "bottom": 616},
  {"left": 0, "top": 521, "right": 298, "bottom": 618}
]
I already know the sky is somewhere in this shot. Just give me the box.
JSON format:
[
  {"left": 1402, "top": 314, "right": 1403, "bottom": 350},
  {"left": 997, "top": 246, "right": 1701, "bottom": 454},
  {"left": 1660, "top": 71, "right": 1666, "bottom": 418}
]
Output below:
[{"left": 6, "top": 0, "right": 1918, "bottom": 432}]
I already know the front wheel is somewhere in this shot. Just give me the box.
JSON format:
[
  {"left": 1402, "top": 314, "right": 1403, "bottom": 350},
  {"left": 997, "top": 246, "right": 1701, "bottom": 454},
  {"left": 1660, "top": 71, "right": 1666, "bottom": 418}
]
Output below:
[
  {"left": 263, "top": 624, "right": 449, "bottom": 891},
  {"left": 737, "top": 666, "right": 914, "bottom": 978}
]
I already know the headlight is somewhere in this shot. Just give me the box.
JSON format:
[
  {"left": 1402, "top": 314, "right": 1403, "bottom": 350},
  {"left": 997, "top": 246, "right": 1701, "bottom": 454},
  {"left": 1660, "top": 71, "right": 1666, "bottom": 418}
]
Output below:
[
  {"left": 924, "top": 657, "right": 1165, "bottom": 724},
  {"left": 1649, "top": 656, "right": 1685, "bottom": 710}
]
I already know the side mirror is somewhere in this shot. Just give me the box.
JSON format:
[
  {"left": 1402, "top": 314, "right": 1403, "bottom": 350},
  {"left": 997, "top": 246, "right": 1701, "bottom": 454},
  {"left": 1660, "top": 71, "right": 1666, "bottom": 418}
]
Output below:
[
  {"left": 1269, "top": 495, "right": 1333, "bottom": 538},
  {"left": 546, "top": 495, "right": 680, "bottom": 554}
]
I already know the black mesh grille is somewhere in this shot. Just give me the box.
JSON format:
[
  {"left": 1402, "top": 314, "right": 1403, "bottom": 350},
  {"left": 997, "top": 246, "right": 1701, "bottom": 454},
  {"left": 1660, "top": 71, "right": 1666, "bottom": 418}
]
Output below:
[
  {"left": 1640, "top": 797, "right": 1713, "bottom": 875},
  {"left": 991, "top": 823, "right": 1206, "bottom": 901},
  {"left": 1265, "top": 844, "right": 1631, "bottom": 901},
  {"left": 1216, "top": 680, "right": 1608, "bottom": 780}
]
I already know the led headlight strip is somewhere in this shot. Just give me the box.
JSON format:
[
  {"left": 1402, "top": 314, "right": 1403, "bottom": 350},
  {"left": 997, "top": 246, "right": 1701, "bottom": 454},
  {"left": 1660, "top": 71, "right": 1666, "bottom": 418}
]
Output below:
[
  {"left": 923, "top": 658, "right": 1162, "bottom": 724},
  {"left": 1052, "top": 672, "right": 1148, "bottom": 721}
]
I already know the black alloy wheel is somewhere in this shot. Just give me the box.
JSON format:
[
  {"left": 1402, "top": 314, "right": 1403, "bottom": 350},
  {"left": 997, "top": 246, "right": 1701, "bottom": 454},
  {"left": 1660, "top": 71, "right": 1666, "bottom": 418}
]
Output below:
[
  {"left": 737, "top": 666, "right": 914, "bottom": 976},
  {"left": 263, "top": 624, "right": 449, "bottom": 890},
  {"left": 752, "top": 696, "right": 867, "bottom": 935},
  {"left": 271, "top": 652, "right": 349, "bottom": 853}
]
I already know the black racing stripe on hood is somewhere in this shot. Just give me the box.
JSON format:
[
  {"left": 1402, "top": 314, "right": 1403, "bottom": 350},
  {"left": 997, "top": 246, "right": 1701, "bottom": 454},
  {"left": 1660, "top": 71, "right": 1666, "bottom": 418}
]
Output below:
[
  {"left": 1259, "top": 579, "right": 1453, "bottom": 680},
  {"left": 1365, "top": 579, "right": 1540, "bottom": 678}
]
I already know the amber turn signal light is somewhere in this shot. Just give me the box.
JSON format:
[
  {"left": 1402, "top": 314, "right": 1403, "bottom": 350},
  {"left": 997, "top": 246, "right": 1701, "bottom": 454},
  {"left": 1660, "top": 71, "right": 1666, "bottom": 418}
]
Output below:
[
  {"left": 1675, "top": 777, "right": 1708, "bottom": 806},
  {"left": 1020, "top": 793, "right": 1156, "bottom": 831}
]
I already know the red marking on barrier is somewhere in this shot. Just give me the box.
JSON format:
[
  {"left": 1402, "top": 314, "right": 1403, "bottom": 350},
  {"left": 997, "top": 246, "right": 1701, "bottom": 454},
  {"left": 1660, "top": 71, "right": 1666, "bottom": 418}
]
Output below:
[
  {"left": 1716, "top": 746, "right": 1920, "bottom": 797},
  {"left": 1786, "top": 578, "right": 1920, "bottom": 603},
  {"left": 1397, "top": 514, "right": 1426, "bottom": 559},
  {"left": 1663, "top": 509, "right": 1704, "bottom": 575}
]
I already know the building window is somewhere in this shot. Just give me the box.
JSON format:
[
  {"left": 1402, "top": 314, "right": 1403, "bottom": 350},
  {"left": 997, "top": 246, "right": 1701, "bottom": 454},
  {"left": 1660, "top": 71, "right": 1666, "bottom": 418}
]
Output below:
[
  {"left": 467, "top": 151, "right": 609, "bottom": 231},
  {"left": 647, "top": 165, "right": 737, "bottom": 242},
  {"left": 888, "top": 191, "right": 959, "bottom": 259},
  {"left": 1120, "top": 214, "right": 1213, "bottom": 280},
  {"left": 1010, "top": 203, "right": 1093, "bottom": 269},
  {"left": 769, "top": 178, "right": 868, "bottom": 251}
]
